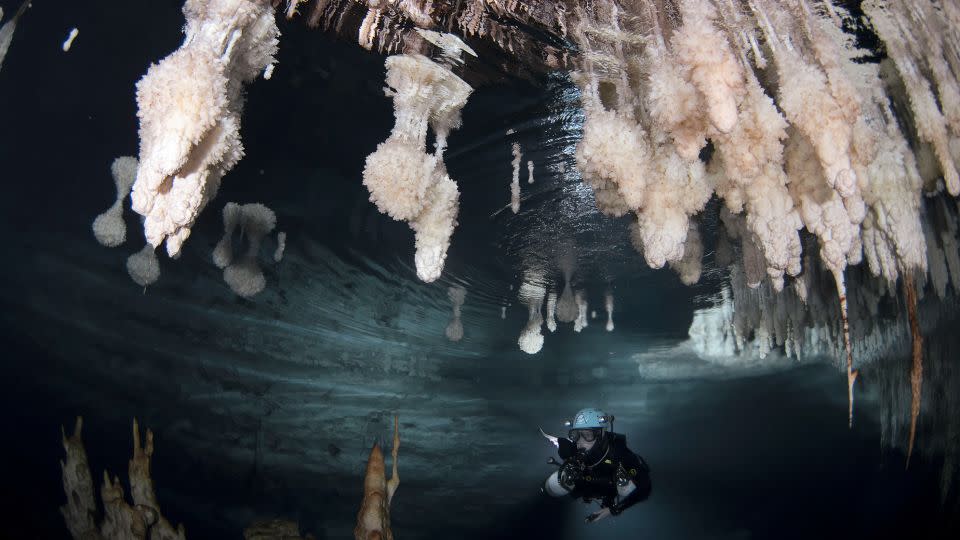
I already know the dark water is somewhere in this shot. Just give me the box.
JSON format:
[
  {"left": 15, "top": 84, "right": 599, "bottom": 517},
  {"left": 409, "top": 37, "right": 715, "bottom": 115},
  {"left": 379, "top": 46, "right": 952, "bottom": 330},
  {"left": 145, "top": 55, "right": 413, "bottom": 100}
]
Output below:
[{"left": 0, "top": 324, "right": 953, "bottom": 539}]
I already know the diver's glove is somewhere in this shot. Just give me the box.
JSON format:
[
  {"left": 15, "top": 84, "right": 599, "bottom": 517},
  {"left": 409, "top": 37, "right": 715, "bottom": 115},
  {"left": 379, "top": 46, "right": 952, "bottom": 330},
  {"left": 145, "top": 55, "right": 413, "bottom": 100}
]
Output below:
[
  {"left": 585, "top": 507, "right": 612, "bottom": 523},
  {"left": 558, "top": 458, "right": 582, "bottom": 490}
]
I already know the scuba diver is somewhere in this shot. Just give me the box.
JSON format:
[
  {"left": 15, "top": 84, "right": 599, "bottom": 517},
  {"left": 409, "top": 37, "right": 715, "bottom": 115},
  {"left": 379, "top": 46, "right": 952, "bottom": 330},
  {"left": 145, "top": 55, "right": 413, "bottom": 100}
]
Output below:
[{"left": 541, "top": 408, "right": 652, "bottom": 523}]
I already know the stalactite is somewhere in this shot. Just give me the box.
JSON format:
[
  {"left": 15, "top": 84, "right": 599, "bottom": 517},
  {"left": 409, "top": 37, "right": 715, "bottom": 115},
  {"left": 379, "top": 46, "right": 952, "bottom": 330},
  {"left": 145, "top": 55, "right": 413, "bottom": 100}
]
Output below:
[
  {"left": 0, "top": 0, "right": 31, "bottom": 72},
  {"left": 904, "top": 274, "right": 924, "bottom": 468},
  {"left": 92, "top": 157, "right": 139, "bottom": 248},
  {"left": 355, "top": 416, "right": 400, "bottom": 540},
  {"left": 835, "top": 270, "right": 859, "bottom": 428},
  {"left": 127, "top": 244, "right": 161, "bottom": 289},
  {"left": 518, "top": 277, "right": 546, "bottom": 353},
  {"left": 362, "top": 51, "right": 473, "bottom": 282},
  {"left": 510, "top": 142, "right": 522, "bottom": 213},
  {"left": 446, "top": 285, "right": 467, "bottom": 341},
  {"left": 132, "top": 0, "right": 279, "bottom": 257}
]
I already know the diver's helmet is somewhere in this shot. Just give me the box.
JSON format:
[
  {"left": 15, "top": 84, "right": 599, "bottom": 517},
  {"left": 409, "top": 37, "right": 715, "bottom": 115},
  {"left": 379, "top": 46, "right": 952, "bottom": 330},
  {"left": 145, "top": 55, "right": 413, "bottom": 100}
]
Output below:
[{"left": 565, "top": 407, "right": 613, "bottom": 444}]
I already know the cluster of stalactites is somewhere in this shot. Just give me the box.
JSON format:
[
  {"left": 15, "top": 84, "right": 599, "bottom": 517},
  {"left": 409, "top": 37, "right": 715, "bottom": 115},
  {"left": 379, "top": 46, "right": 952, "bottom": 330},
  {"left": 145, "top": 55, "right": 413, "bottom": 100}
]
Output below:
[
  {"left": 59, "top": 417, "right": 186, "bottom": 540},
  {"left": 60, "top": 416, "right": 319, "bottom": 540},
  {"left": 688, "top": 195, "right": 960, "bottom": 423},
  {"left": 212, "top": 202, "right": 283, "bottom": 297},
  {"left": 292, "top": 0, "right": 571, "bottom": 72},
  {"left": 565, "top": 0, "right": 960, "bottom": 427},
  {"left": 510, "top": 257, "right": 617, "bottom": 354},
  {"left": 89, "top": 156, "right": 167, "bottom": 290},
  {"left": 569, "top": 0, "right": 958, "bottom": 294}
]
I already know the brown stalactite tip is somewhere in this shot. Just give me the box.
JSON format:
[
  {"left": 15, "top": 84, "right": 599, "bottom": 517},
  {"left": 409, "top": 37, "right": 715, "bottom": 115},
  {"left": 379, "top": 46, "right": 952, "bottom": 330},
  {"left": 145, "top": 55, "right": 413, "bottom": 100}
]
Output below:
[{"left": 904, "top": 275, "right": 924, "bottom": 469}]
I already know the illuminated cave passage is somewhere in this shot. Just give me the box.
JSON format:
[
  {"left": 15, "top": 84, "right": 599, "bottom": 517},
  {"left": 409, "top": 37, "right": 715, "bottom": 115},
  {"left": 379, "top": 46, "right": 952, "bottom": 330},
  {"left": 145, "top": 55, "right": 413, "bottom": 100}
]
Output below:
[{"left": 0, "top": 0, "right": 959, "bottom": 538}]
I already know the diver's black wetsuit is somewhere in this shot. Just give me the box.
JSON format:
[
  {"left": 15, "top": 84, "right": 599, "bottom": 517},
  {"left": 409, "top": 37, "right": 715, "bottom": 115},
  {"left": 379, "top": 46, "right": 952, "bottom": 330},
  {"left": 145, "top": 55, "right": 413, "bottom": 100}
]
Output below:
[{"left": 559, "top": 432, "right": 652, "bottom": 515}]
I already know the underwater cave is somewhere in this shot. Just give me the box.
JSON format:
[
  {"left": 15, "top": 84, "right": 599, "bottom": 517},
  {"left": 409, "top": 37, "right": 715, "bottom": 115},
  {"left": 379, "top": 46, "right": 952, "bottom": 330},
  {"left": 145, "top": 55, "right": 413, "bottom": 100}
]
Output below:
[{"left": 0, "top": 0, "right": 959, "bottom": 538}]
